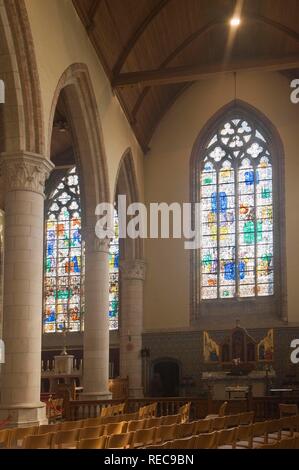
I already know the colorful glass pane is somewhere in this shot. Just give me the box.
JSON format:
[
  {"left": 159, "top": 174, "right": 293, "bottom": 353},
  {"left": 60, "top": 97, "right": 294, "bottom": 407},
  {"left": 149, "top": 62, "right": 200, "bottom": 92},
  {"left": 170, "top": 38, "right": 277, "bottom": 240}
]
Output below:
[
  {"left": 109, "top": 209, "right": 119, "bottom": 330},
  {"left": 200, "top": 117, "right": 274, "bottom": 300},
  {"left": 44, "top": 167, "right": 120, "bottom": 333}
]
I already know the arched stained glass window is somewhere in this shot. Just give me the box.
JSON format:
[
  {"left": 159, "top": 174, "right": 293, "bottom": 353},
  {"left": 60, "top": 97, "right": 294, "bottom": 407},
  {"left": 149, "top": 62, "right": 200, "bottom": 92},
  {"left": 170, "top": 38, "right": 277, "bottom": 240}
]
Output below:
[
  {"left": 43, "top": 167, "right": 84, "bottom": 333},
  {"left": 199, "top": 117, "right": 274, "bottom": 300},
  {"left": 109, "top": 208, "right": 119, "bottom": 330},
  {"left": 43, "top": 167, "right": 119, "bottom": 333}
]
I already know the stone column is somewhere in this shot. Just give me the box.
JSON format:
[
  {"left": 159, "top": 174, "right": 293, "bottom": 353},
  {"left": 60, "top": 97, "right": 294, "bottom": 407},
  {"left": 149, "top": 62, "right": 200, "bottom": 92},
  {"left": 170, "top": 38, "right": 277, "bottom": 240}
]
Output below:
[
  {"left": 0, "top": 152, "right": 53, "bottom": 426},
  {"left": 120, "top": 259, "right": 146, "bottom": 398},
  {"left": 82, "top": 231, "right": 111, "bottom": 400}
]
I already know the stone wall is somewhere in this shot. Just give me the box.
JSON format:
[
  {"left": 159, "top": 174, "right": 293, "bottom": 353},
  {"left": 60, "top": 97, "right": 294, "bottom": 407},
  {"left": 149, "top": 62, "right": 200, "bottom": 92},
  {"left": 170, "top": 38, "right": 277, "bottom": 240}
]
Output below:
[{"left": 142, "top": 326, "right": 299, "bottom": 395}]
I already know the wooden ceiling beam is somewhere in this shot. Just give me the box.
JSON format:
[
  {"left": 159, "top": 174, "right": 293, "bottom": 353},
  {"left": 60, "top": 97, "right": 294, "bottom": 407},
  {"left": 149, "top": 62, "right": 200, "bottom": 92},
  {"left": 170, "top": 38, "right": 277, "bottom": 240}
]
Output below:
[
  {"left": 86, "top": 0, "right": 102, "bottom": 32},
  {"left": 112, "top": 0, "right": 171, "bottom": 76},
  {"left": 113, "top": 56, "right": 299, "bottom": 87}
]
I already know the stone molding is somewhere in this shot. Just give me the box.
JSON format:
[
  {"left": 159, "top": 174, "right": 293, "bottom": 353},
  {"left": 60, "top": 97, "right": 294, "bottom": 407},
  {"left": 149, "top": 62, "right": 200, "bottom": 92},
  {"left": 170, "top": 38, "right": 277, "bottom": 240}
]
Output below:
[
  {"left": 120, "top": 259, "right": 146, "bottom": 281},
  {"left": 0, "top": 152, "right": 53, "bottom": 195}
]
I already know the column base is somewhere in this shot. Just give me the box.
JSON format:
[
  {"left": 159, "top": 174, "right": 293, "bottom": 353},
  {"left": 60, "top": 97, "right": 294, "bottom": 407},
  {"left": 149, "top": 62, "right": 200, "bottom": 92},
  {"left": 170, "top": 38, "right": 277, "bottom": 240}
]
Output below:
[
  {"left": 80, "top": 392, "right": 112, "bottom": 401},
  {"left": 128, "top": 387, "right": 144, "bottom": 398},
  {"left": 0, "top": 402, "right": 48, "bottom": 427}
]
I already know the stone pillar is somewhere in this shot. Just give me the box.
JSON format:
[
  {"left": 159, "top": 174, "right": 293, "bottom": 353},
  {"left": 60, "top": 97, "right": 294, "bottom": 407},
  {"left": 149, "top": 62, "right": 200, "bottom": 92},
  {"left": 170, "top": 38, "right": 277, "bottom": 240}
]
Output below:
[
  {"left": 0, "top": 152, "right": 53, "bottom": 426},
  {"left": 120, "top": 260, "right": 146, "bottom": 398},
  {"left": 82, "top": 231, "right": 111, "bottom": 400}
]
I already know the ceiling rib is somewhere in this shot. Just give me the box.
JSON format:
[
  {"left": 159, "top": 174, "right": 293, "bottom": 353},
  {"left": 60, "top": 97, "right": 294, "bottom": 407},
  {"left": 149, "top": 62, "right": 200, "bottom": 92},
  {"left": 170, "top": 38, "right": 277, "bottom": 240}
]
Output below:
[
  {"left": 131, "top": 14, "right": 299, "bottom": 118},
  {"left": 112, "top": 0, "right": 172, "bottom": 77},
  {"left": 113, "top": 55, "right": 299, "bottom": 87},
  {"left": 86, "top": 0, "right": 102, "bottom": 32}
]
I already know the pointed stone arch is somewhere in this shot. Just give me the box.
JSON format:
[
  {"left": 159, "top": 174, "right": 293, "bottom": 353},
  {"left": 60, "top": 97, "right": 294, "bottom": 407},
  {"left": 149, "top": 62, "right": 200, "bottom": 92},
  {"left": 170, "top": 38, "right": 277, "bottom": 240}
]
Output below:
[
  {"left": 0, "top": 0, "right": 44, "bottom": 155},
  {"left": 48, "top": 63, "right": 110, "bottom": 229}
]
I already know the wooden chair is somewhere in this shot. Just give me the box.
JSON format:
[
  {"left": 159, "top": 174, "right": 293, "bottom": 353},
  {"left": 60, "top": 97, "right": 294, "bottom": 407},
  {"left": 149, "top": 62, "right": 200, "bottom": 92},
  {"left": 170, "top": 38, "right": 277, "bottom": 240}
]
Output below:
[
  {"left": 0, "top": 429, "right": 11, "bottom": 449},
  {"left": 169, "top": 436, "right": 196, "bottom": 449},
  {"left": 83, "top": 417, "right": 102, "bottom": 428},
  {"left": 265, "top": 419, "right": 282, "bottom": 443},
  {"left": 161, "top": 415, "right": 180, "bottom": 426},
  {"left": 176, "top": 422, "right": 194, "bottom": 439},
  {"left": 77, "top": 436, "right": 107, "bottom": 449},
  {"left": 121, "top": 412, "right": 139, "bottom": 422},
  {"left": 100, "top": 406, "right": 110, "bottom": 418},
  {"left": 193, "top": 419, "right": 212, "bottom": 435},
  {"left": 239, "top": 411, "right": 254, "bottom": 425},
  {"left": 52, "top": 429, "right": 80, "bottom": 449},
  {"left": 144, "top": 417, "right": 162, "bottom": 429},
  {"left": 279, "top": 436, "right": 296, "bottom": 449},
  {"left": 279, "top": 403, "right": 298, "bottom": 418},
  {"left": 60, "top": 420, "right": 83, "bottom": 431},
  {"left": 211, "top": 416, "right": 226, "bottom": 431},
  {"left": 9, "top": 426, "right": 38, "bottom": 449},
  {"left": 154, "top": 424, "right": 176, "bottom": 445},
  {"left": 37, "top": 423, "right": 60, "bottom": 435},
  {"left": 79, "top": 426, "right": 101, "bottom": 440},
  {"left": 206, "top": 401, "right": 228, "bottom": 420},
  {"left": 127, "top": 419, "right": 145, "bottom": 432},
  {"left": 235, "top": 424, "right": 253, "bottom": 449},
  {"left": 104, "top": 421, "right": 127, "bottom": 436},
  {"left": 225, "top": 414, "right": 241, "bottom": 428},
  {"left": 194, "top": 432, "right": 218, "bottom": 449},
  {"left": 217, "top": 428, "right": 238, "bottom": 449},
  {"left": 22, "top": 433, "right": 53, "bottom": 449},
  {"left": 106, "top": 432, "right": 133, "bottom": 449},
  {"left": 139, "top": 403, "right": 157, "bottom": 419},
  {"left": 250, "top": 422, "right": 268, "bottom": 448},
  {"left": 279, "top": 416, "right": 296, "bottom": 438},
  {"left": 131, "top": 427, "right": 156, "bottom": 448}
]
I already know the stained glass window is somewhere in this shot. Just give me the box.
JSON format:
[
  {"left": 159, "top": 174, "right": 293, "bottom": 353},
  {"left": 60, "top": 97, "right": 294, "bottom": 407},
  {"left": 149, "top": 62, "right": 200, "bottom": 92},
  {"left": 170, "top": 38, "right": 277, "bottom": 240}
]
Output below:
[
  {"left": 199, "top": 118, "right": 274, "bottom": 300},
  {"left": 109, "top": 208, "right": 119, "bottom": 330},
  {"left": 44, "top": 167, "right": 120, "bottom": 333},
  {"left": 43, "top": 167, "right": 84, "bottom": 333}
]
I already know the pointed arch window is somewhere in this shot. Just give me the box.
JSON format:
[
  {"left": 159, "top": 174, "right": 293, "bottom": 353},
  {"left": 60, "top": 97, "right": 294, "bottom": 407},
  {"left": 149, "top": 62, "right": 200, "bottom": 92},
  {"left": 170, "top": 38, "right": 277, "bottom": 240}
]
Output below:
[
  {"left": 109, "top": 208, "right": 119, "bottom": 330},
  {"left": 43, "top": 167, "right": 119, "bottom": 333},
  {"left": 199, "top": 117, "right": 274, "bottom": 300}
]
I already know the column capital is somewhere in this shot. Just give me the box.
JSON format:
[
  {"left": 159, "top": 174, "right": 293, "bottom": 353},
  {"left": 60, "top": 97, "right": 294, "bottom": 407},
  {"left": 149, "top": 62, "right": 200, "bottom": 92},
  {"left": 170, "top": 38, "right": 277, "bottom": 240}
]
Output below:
[
  {"left": 120, "top": 259, "right": 146, "bottom": 281},
  {"left": 83, "top": 227, "right": 111, "bottom": 254},
  {"left": 0, "top": 152, "right": 54, "bottom": 195}
]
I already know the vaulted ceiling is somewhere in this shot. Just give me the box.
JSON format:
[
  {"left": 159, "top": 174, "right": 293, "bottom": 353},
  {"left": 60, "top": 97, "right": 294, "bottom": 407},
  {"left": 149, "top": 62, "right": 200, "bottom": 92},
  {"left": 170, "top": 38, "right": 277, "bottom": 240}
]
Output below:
[{"left": 72, "top": 0, "right": 299, "bottom": 152}]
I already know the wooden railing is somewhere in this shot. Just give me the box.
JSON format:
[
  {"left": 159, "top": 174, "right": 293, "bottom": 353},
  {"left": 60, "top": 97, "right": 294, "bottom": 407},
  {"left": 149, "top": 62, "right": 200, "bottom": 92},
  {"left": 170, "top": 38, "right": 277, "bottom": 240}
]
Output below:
[{"left": 64, "top": 394, "right": 299, "bottom": 422}]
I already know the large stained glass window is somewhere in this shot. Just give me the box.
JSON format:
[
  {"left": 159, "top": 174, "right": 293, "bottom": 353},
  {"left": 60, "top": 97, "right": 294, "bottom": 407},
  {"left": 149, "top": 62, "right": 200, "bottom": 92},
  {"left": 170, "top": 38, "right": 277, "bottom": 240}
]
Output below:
[
  {"left": 109, "top": 208, "right": 119, "bottom": 330},
  {"left": 200, "top": 118, "right": 274, "bottom": 300},
  {"left": 44, "top": 167, "right": 120, "bottom": 333},
  {"left": 44, "top": 168, "right": 84, "bottom": 332}
]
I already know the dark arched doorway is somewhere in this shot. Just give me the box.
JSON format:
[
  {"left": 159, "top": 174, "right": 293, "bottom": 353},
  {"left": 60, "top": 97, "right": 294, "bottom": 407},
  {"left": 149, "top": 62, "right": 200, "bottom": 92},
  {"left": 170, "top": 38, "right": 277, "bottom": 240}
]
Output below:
[{"left": 152, "top": 359, "right": 180, "bottom": 397}]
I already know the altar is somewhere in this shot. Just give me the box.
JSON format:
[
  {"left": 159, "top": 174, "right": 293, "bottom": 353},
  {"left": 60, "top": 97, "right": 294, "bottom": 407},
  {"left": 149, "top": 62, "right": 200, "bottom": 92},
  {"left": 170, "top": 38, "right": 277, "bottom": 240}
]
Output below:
[
  {"left": 202, "top": 370, "right": 276, "bottom": 400},
  {"left": 201, "top": 322, "right": 276, "bottom": 399}
]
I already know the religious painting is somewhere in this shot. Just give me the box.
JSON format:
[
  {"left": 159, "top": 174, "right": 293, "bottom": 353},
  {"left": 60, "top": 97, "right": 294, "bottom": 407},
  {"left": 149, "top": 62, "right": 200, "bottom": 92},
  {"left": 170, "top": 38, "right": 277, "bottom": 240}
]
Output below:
[
  {"left": 203, "top": 331, "right": 220, "bottom": 362},
  {"left": 258, "top": 329, "right": 274, "bottom": 361}
]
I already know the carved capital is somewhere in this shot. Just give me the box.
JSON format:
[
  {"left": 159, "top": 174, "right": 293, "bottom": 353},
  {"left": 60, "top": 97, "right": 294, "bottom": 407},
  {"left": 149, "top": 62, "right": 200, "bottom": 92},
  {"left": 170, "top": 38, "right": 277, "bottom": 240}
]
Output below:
[
  {"left": 120, "top": 260, "right": 146, "bottom": 281},
  {"left": 0, "top": 152, "right": 54, "bottom": 195},
  {"left": 83, "top": 227, "right": 111, "bottom": 254}
]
